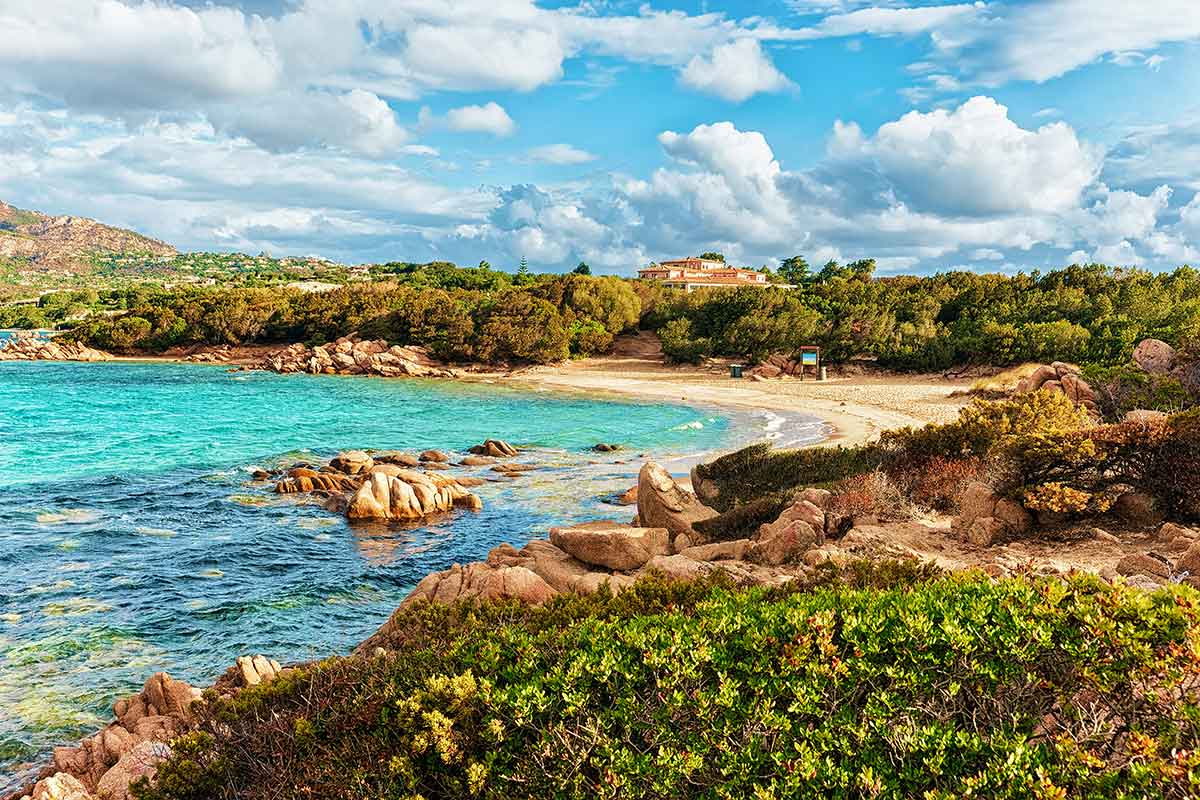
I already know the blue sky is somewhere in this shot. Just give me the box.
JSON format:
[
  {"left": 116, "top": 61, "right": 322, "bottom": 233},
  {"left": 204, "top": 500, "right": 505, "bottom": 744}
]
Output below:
[{"left": 2, "top": 0, "right": 1200, "bottom": 275}]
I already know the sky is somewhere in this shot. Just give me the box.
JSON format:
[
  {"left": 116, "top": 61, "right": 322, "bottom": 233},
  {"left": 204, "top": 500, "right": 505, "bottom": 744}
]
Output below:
[{"left": 2, "top": 0, "right": 1200, "bottom": 275}]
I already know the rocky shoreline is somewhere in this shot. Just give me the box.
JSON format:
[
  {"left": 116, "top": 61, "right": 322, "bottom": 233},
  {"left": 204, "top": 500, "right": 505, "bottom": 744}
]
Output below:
[
  {"left": 11, "top": 429, "right": 1200, "bottom": 799},
  {"left": 0, "top": 332, "right": 111, "bottom": 362}
]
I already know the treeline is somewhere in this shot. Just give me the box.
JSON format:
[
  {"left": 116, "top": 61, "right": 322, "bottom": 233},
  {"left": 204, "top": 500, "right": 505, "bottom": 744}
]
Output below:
[
  {"left": 649, "top": 264, "right": 1200, "bottom": 370},
  {"left": 13, "top": 261, "right": 1200, "bottom": 369},
  {"left": 55, "top": 266, "right": 641, "bottom": 364}
]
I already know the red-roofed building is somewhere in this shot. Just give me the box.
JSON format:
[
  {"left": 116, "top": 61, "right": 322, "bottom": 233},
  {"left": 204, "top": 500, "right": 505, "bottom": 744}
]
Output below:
[{"left": 637, "top": 258, "right": 778, "bottom": 292}]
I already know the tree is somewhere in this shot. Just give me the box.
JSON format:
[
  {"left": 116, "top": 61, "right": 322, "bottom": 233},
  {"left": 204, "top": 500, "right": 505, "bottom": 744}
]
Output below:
[
  {"left": 515, "top": 256, "right": 533, "bottom": 286},
  {"left": 778, "top": 256, "right": 811, "bottom": 285},
  {"left": 478, "top": 260, "right": 491, "bottom": 270},
  {"left": 573, "top": 262, "right": 591, "bottom": 275},
  {"left": 699, "top": 252, "right": 726, "bottom": 263}
]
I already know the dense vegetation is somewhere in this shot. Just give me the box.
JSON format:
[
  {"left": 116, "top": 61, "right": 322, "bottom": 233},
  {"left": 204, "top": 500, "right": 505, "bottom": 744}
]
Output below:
[
  {"left": 136, "top": 567, "right": 1200, "bottom": 800},
  {"left": 38, "top": 268, "right": 642, "bottom": 363},
  {"left": 5, "top": 261, "right": 1200, "bottom": 370}
]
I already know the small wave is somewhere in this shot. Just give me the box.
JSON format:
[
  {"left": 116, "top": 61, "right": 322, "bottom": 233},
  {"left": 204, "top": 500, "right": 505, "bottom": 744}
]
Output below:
[
  {"left": 198, "top": 568, "right": 224, "bottom": 578},
  {"left": 36, "top": 509, "right": 100, "bottom": 525},
  {"left": 135, "top": 527, "right": 177, "bottom": 538},
  {"left": 672, "top": 420, "right": 705, "bottom": 431}
]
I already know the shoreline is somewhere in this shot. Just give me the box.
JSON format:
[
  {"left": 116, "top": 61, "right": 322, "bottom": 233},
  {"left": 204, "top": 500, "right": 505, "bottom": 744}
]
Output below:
[{"left": 2, "top": 347, "right": 973, "bottom": 448}]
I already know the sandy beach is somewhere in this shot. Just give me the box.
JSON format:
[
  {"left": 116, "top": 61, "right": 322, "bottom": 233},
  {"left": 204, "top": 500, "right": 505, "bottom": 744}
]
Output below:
[{"left": 514, "top": 354, "right": 972, "bottom": 447}]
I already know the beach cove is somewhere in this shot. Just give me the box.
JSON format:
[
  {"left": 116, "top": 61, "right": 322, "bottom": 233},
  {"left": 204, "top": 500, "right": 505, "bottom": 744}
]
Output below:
[{"left": 0, "top": 359, "right": 827, "bottom": 793}]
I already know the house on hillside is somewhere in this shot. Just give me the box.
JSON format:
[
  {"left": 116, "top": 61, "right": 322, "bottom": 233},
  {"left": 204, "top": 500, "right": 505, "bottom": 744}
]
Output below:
[{"left": 638, "top": 257, "right": 784, "bottom": 292}]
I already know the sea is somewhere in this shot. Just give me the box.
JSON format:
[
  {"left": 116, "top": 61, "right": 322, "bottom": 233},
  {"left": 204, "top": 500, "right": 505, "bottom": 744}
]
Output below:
[{"left": 0, "top": 359, "right": 827, "bottom": 791}]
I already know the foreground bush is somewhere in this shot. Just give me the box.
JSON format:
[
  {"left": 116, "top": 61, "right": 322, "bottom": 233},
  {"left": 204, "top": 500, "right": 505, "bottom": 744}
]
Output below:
[{"left": 138, "top": 569, "right": 1200, "bottom": 800}]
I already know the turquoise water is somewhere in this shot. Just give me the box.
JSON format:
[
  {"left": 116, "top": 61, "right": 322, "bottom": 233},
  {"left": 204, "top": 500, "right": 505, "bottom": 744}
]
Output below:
[{"left": 0, "top": 360, "right": 826, "bottom": 790}]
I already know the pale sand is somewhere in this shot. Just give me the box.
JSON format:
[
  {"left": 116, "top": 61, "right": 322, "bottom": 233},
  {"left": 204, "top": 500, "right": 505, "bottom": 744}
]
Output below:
[{"left": 512, "top": 355, "right": 973, "bottom": 448}]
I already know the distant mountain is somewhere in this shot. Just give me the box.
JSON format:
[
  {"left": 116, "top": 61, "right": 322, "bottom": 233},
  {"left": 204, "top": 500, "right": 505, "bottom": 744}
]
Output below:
[{"left": 0, "top": 200, "right": 176, "bottom": 271}]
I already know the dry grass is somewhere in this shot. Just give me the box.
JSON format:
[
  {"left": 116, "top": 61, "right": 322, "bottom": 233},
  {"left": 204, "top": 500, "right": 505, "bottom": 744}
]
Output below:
[{"left": 968, "top": 362, "right": 1043, "bottom": 395}]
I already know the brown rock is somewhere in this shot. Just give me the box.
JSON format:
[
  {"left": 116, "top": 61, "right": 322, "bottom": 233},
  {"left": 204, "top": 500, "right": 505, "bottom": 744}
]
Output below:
[
  {"left": 1175, "top": 540, "right": 1200, "bottom": 575},
  {"left": 459, "top": 456, "right": 496, "bottom": 466},
  {"left": 96, "top": 741, "right": 172, "bottom": 800},
  {"left": 329, "top": 450, "right": 374, "bottom": 475},
  {"left": 635, "top": 461, "right": 717, "bottom": 542},
  {"left": 966, "top": 517, "right": 1006, "bottom": 547},
  {"left": 681, "top": 539, "right": 751, "bottom": 561},
  {"left": 1133, "top": 338, "right": 1177, "bottom": 374},
  {"left": 419, "top": 450, "right": 450, "bottom": 463},
  {"left": 797, "top": 488, "right": 833, "bottom": 510},
  {"left": 140, "top": 673, "right": 201, "bottom": 721},
  {"left": 640, "top": 554, "right": 715, "bottom": 581},
  {"left": 570, "top": 572, "right": 637, "bottom": 595},
  {"left": 31, "top": 772, "right": 94, "bottom": 800},
  {"left": 616, "top": 485, "right": 638, "bottom": 505},
  {"left": 549, "top": 522, "right": 671, "bottom": 571},
  {"left": 374, "top": 451, "right": 420, "bottom": 467},
  {"left": 1116, "top": 553, "right": 1171, "bottom": 579},
  {"left": 759, "top": 500, "right": 825, "bottom": 541},
  {"left": 1113, "top": 491, "right": 1164, "bottom": 528},
  {"left": 750, "top": 520, "right": 818, "bottom": 566}
]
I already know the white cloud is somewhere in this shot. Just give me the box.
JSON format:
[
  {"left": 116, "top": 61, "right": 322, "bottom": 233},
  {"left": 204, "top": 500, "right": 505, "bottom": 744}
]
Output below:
[
  {"left": 828, "top": 96, "right": 1102, "bottom": 216},
  {"left": 211, "top": 89, "right": 409, "bottom": 156},
  {"left": 527, "top": 144, "right": 597, "bottom": 165},
  {"left": 441, "top": 102, "right": 517, "bottom": 137},
  {"left": 680, "top": 39, "right": 794, "bottom": 102},
  {"left": 1092, "top": 240, "right": 1143, "bottom": 266},
  {"left": 936, "top": 0, "right": 1200, "bottom": 84}
]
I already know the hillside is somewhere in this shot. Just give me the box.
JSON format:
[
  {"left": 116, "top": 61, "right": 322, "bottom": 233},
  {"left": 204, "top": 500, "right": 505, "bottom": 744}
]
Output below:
[{"left": 0, "top": 200, "right": 176, "bottom": 272}]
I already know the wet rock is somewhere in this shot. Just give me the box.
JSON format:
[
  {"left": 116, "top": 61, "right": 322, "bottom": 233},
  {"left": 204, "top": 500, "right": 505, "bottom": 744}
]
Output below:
[
  {"left": 550, "top": 522, "right": 671, "bottom": 571},
  {"left": 459, "top": 456, "right": 496, "bottom": 466},
  {"left": 419, "top": 450, "right": 449, "bottom": 463},
  {"left": 374, "top": 452, "right": 420, "bottom": 467},
  {"left": 636, "top": 461, "right": 717, "bottom": 542},
  {"left": 469, "top": 440, "right": 518, "bottom": 458},
  {"left": 616, "top": 485, "right": 638, "bottom": 506},
  {"left": 329, "top": 451, "right": 374, "bottom": 475},
  {"left": 592, "top": 443, "right": 621, "bottom": 452}
]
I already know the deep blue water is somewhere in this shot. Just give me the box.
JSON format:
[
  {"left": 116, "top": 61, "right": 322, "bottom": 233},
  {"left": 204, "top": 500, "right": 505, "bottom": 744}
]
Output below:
[{"left": 0, "top": 360, "right": 825, "bottom": 790}]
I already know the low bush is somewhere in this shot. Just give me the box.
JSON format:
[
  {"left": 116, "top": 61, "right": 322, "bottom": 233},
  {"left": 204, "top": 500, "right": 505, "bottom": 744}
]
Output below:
[
  {"left": 137, "top": 569, "right": 1200, "bottom": 800},
  {"left": 1083, "top": 365, "right": 1196, "bottom": 421},
  {"left": 692, "top": 442, "right": 884, "bottom": 511},
  {"left": 999, "top": 408, "right": 1200, "bottom": 521}
]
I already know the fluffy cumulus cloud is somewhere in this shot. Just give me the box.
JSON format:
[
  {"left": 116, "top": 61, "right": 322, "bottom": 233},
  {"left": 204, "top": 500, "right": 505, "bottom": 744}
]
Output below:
[
  {"left": 679, "top": 39, "right": 794, "bottom": 102},
  {"left": 827, "top": 97, "right": 1102, "bottom": 216},
  {"left": 425, "top": 102, "right": 517, "bottom": 137}
]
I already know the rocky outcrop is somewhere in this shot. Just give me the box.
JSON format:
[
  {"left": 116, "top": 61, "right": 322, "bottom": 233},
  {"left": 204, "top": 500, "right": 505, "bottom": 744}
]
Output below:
[
  {"left": 0, "top": 333, "right": 111, "bottom": 362},
  {"left": 635, "top": 462, "right": 717, "bottom": 546},
  {"left": 271, "top": 452, "right": 484, "bottom": 522},
  {"left": 0, "top": 201, "right": 176, "bottom": 272},
  {"left": 953, "top": 482, "right": 1033, "bottom": 546},
  {"left": 257, "top": 335, "right": 455, "bottom": 378},
  {"left": 1015, "top": 361, "right": 1097, "bottom": 413},
  {"left": 469, "top": 440, "right": 518, "bottom": 458},
  {"left": 345, "top": 469, "right": 482, "bottom": 520},
  {"left": 14, "top": 656, "right": 281, "bottom": 800}
]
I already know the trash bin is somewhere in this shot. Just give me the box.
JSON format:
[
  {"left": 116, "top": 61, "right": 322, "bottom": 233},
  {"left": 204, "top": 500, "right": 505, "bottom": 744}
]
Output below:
[
  {"left": 730, "top": 364, "right": 744, "bottom": 378},
  {"left": 819, "top": 366, "right": 827, "bottom": 381}
]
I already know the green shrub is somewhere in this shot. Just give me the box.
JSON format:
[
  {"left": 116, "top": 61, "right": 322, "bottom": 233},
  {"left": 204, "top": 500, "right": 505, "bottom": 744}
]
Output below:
[
  {"left": 1083, "top": 364, "right": 1196, "bottom": 421},
  {"left": 658, "top": 318, "right": 710, "bottom": 364},
  {"left": 693, "top": 442, "right": 884, "bottom": 511},
  {"left": 138, "top": 570, "right": 1200, "bottom": 800}
]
